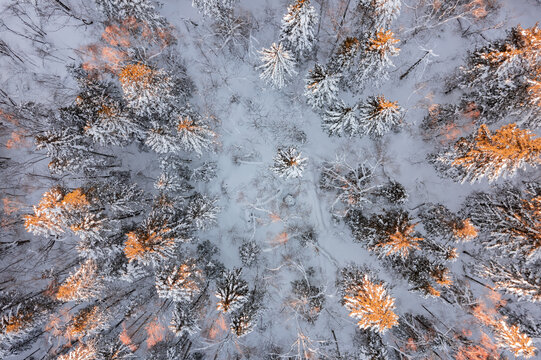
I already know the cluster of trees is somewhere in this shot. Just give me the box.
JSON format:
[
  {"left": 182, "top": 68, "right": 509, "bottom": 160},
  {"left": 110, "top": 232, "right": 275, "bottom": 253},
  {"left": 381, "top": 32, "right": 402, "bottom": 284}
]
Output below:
[{"left": 1, "top": 0, "right": 540, "bottom": 359}]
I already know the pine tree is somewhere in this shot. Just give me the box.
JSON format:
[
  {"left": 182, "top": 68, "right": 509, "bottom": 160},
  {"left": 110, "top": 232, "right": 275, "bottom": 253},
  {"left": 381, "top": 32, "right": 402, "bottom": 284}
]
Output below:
[
  {"left": 304, "top": 63, "right": 340, "bottom": 109},
  {"left": 118, "top": 63, "right": 175, "bottom": 117},
  {"left": 192, "top": 0, "right": 237, "bottom": 19},
  {"left": 356, "top": 29, "right": 400, "bottom": 86},
  {"left": 479, "top": 260, "right": 541, "bottom": 303},
  {"left": 96, "top": 0, "right": 169, "bottom": 29},
  {"left": 185, "top": 193, "right": 219, "bottom": 230},
  {"left": 155, "top": 261, "right": 204, "bottom": 302},
  {"left": 215, "top": 268, "right": 249, "bottom": 313},
  {"left": 376, "top": 180, "right": 408, "bottom": 205},
  {"left": 434, "top": 124, "right": 541, "bottom": 183},
  {"left": 347, "top": 209, "right": 423, "bottom": 258},
  {"left": 65, "top": 305, "right": 108, "bottom": 339},
  {"left": 230, "top": 289, "right": 262, "bottom": 337},
  {"left": 57, "top": 340, "right": 98, "bottom": 360},
  {"left": 328, "top": 37, "right": 361, "bottom": 76},
  {"left": 258, "top": 43, "right": 298, "bottom": 89},
  {"left": 176, "top": 114, "right": 215, "bottom": 155},
  {"left": 358, "top": 95, "right": 402, "bottom": 138},
  {"left": 169, "top": 303, "right": 200, "bottom": 336},
  {"left": 374, "top": 220, "right": 423, "bottom": 259},
  {"left": 35, "top": 127, "right": 110, "bottom": 174},
  {"left": 494, "top": 320, "right": 536, "bottom": 358},
  {"left": 239, "top": 240, "right": 261, "bottom": 267},
  {"left": 354, "top": 329, "right": 390, "bottom": 360},
  {"left": 356, "top": 0, "right": 401, "bottom": 31},
  {"left": 24, "top": 187, "right": 95, "bottom": 236},
  {"left": 124, "top": 213, "right": 176, "bottom": 265},
  {"left": 280, "top": 0, "right": 319, "bottom": 58},
  {"left": 57, "top": 259, "right": 103, "bottom": 302},
  {"left": 322, "top": 100, "right": 360, "bottom": 136},
  {"left": 339, "top": 268, "right": 398, "bottom": 334},
  {"left": 155, "top": 156, "right": 193, "bottom": 194},
  {"left": 271, "top": 146, "right": 308, "bottom": 179},
  {"left": 452, "top": 218, "right": 478, "bottom": 243},
  {"left": 145, "top": 122, "right": 182, "bottom": 154},
  {"left": 84, "top": 102, "right": 144, "bottom": 146},
  {"left": 457, "top": 24, "right": 541, "bottom": 127},
  {"left": 464, "top": 183, "right": 540, "bottom": 261},
  {"left": 290, "top": 279, "right": 325, "bottom": 323}
]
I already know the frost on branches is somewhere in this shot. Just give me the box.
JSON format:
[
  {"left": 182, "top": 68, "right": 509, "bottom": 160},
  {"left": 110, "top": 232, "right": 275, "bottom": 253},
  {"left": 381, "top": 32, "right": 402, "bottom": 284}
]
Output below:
[
  {"left": 118, "top": 63, "right": 176, "bottom": 117},
  {"left": 328, "top": 37, "right": 361, "bottom": 81},
  {"left": 357, "top": 95, "right": 402, "bottom": 138},
  {"left": 339, "top": 267, "right": 398, "bottom": 333},
  {"left": 56, "top": 259, "right": 103, "bottom": 302},
  {"left": 145, "top": 109, "right": 215, "bottom": 156},
  {"left": 192, "top": 0, "right": 237, "bottom": 19},
  {"left": 356, "top": 0, "right": 401, "bottom": 31},
  {"left": 123, "top": 213, "right": 177, "bottom": 265},
  {"left": 304, "top": 63, "right": 340, "bottom": 109},
  {"left": 271, "top": 146, "right": 308, "bottom": 179},
  {"left": 96, "top": 0, "right": 168, "bottom": 29},
  {"left": 170, "top": 303, "right": 200, "bottom": 336},
  {"left": 280, "top": 0, "right": 319, "bottom": 58},
  {"left": 456, "top": 24, "right": 541, "bottom": 128},
  {"left": 463, "top": 183, "right": 541, "bottom": 261},
  {"left": 356, "top": 30, "right": 400, "bottom": 86},
  {"left": 322, "top": 100, "right": 360, "bottom": 137},
  {"left": 346, "top": 209, "right": 456, "bottom": 297},
  {"left": 319, "top": 160, "right": 377, "bottom": 211},
  {"left": 185, "top": 193, "right": 220, "bottom": 230},
  {"left": 432, "top": 123, "right": 541, "bottom": 184},
  {"left": 155, "top": 261, "right": 204, "bottom": 302},
  {"left": 258, "top": 43, "right": 298, "bottom": 89},
  {"left": 479, "top": 261, "right": 541, "bottom": 303},
  {"left": 215, "top": 268, "right": 249, "bottom": 313}
]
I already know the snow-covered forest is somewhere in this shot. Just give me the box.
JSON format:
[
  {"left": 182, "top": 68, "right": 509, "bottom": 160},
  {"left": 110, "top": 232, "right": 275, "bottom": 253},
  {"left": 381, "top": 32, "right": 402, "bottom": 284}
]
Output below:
[{"left": 0, "top": 0, "right": 540, "bottom": 359}]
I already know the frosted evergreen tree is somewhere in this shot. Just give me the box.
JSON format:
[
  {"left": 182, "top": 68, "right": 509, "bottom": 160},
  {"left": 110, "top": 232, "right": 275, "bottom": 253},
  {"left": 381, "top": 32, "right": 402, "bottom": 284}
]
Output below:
[
  {"left": 479, "top": 261, "right": 541, "bottom": 303},
  {"left": 271, "top": 146, "right": 308, "bottom": 179},
  {"left": 358, "top": 95, "right": 402, "bottom": 138},
  {"left": 322, "top": 100, "right": 360, "bottom": 136},
  {"left": 145, "top": 122, "right": 182, "bottom": 154},
  {"left": 185, "top": 193, "right": 220, "bottom": 230},
  {"left": 432, "top": 124, "right": 541, "bottom": 184},
  {"left": 456, "top": 24, "right": 541, "bottom": 127},
  {"left": 192, "top": 0, "right": 237, "bottom": 19},
  {"left": 356, "top": 0, "right": 401, "bottom": 30},
  {"left": 96, "top": 0, "right": 168, "bottom": 29},
  {"left": 280, "top": 0, "right": 319, "bottom": 58},
  {"left": 290, "top": 279, "right": 325, "bottom": 323},
  {"left": 170, "top": 303, "right": 200, "bottom": 336},
  {"left": 258, "top": 43, "right": 298, "bottom": 89},
  {"left": 35, "top": 127, "right": 110, "bottom": 174},
  {"left": 230, "top": 289, "right": 263, "bottom": 337},
  {"left": 175, "top": 112, "right": 215, "bottom": 155},
  {"left": 356, "top": 30, "right": 400, "bottom": 86},
  {"left": 118, "top": 63, "right": 176, "bottom": 117},
  {"left": 84, "top": 101, "right": 145, "bottom": 146},
  {"left": 328, "top": 37, "right": 361, "bottom": 77},
  {"left": 155, "top": 261, "right": 204, "bottom": 302},
  {"left": 377, "top": 180, "right": 408, "bottom": 205},
  {"left": 463, "top": 183, "right": 541, "bottom": 261},
  {"left": 239, "top": 240, "right": 261, "bottom": 267},
  {"left": 155, "top": 156, "right": 192, "bottom": 194},
  {"left": 304, "top": 63, "right": 340, "bottom": 109},
  {"left": 215, "top": 268, "right": 249, "bottom": 313}
]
